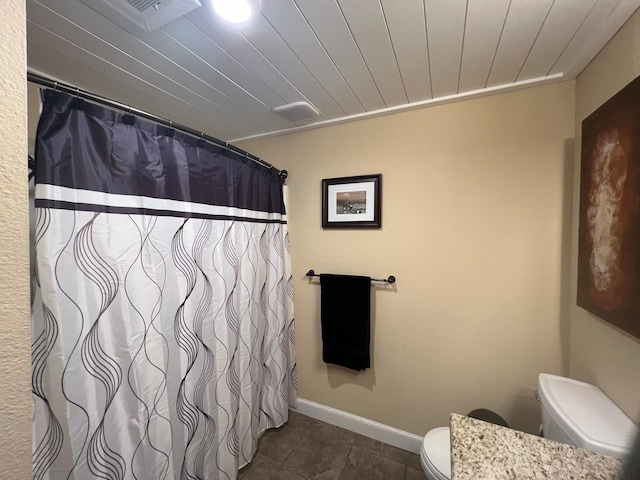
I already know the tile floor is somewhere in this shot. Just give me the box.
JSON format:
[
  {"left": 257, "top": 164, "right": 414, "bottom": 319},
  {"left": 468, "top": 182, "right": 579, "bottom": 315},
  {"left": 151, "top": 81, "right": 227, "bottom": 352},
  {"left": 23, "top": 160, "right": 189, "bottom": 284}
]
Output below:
[{"left": 239, "top": 411, "right": 427, "bottom": 480}]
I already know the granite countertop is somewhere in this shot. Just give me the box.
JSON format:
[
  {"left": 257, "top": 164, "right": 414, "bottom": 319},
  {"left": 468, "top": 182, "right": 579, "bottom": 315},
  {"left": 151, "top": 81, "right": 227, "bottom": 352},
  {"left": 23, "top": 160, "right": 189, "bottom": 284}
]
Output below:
[{"left": 449, "top": 413, "right": 624, "bottom": 479}]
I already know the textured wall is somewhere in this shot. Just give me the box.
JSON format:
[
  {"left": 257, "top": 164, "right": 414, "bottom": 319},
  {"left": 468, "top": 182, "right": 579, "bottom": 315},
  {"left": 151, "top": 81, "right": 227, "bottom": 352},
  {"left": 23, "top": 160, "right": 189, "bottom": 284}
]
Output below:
[
  {"left": 571, "top": 9, "right": 640, "bottom": 423},
  {"left": 0, "top": 0, "right": 32, "bottom": 477},
  {"left": 241, "top": 82, "right": 575, "bottom": 435}
]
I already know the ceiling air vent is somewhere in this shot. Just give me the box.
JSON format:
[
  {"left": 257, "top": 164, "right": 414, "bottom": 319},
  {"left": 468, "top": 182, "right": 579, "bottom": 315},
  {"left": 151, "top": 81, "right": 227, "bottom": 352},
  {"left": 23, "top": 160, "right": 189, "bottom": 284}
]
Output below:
[
  {"left": 80, "top": 0, "right": 201, "bottom": 33},
  {"left": 272, "top": 102, "right": 320, "bottom": 122}
]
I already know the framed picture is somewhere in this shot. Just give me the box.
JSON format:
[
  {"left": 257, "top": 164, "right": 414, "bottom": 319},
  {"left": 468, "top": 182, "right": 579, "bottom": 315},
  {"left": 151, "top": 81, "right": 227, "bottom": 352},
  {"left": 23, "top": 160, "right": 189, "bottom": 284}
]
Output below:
[
  {"left": 322, "top": 174, "right": 382, "bottom": 228},
  {"left": 577, "top": 75, "right": 640, "bottom": 339}
]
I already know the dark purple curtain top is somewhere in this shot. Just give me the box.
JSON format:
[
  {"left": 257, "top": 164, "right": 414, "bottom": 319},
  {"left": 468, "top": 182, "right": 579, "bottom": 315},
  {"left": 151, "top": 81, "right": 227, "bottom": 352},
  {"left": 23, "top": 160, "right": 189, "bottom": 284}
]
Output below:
[{"left": 35, "top": 90, "right": 285, "bottom": 218}]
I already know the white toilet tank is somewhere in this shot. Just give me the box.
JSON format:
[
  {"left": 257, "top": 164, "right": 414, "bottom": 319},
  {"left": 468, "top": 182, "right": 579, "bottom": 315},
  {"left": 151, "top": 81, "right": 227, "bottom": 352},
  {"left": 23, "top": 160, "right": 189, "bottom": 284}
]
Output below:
[{"left": 538, "top": 373, "right": 639, "bottom": 459}]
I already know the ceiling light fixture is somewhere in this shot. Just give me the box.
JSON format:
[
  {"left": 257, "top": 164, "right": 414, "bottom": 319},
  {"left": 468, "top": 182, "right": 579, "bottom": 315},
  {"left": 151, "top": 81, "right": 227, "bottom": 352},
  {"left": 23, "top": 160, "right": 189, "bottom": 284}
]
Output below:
[{"left": 212, "top": 0, "right": 259, "bottom": 23}]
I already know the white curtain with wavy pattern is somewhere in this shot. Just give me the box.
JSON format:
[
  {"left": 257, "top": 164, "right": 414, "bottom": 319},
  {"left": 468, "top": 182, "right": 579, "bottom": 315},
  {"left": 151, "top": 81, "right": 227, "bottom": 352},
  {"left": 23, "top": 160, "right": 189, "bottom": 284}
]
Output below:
[{"left": 31, "top": 90, "right": 296, "bottom": 480}]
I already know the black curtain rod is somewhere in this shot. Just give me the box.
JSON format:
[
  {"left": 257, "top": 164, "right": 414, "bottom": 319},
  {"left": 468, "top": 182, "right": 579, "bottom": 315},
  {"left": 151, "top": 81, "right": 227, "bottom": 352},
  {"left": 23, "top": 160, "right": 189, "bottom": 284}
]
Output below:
[
  {"left": 306, "top": 269, "right": 396, "bottom": 284},
  {"left": 27, "top": 71, "right": 287, "bottom": 181}
]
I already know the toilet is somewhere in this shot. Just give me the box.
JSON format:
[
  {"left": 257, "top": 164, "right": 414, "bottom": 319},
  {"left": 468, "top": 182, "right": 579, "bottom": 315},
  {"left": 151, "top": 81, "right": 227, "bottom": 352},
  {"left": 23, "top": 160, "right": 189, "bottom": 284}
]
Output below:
[
  {"left": 420, "top": 409, "right": 508, "bottom": 480},
  {"left": 420, "top": 427, "right": 450, "bottom": 480},
  {"left": 419, "top": 374, "right": 640, "bottom": 480},
  {"left": 537, "top": 373, "right": 638, "bottom": 459}
]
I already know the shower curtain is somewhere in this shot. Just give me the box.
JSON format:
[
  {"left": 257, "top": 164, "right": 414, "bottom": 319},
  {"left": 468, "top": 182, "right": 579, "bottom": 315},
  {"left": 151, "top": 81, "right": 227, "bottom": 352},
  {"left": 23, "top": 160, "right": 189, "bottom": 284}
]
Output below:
[{"left": 31, "top": 90, "right": 296, "bottom": 480}]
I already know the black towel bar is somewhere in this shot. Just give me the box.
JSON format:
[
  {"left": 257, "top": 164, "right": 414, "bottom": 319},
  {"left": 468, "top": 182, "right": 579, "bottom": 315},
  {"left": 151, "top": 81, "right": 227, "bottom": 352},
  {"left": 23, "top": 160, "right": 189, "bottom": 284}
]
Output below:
[{"left": 306, "top": 269, "right": 396, "bottom": 284}]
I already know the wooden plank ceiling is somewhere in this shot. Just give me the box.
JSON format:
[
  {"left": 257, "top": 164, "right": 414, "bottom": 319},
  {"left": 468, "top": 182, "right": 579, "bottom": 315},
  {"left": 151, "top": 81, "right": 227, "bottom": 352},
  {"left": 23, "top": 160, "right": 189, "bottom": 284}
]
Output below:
[{"left": 27, "top": 0, "right": 640, "bottom": 142}]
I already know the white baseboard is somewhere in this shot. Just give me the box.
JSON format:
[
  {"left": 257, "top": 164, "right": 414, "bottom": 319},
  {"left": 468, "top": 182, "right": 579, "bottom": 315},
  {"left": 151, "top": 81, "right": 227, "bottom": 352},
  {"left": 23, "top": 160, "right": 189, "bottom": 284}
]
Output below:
[{"left": 292, "top": 398, "right": 424, "bottom": 454}]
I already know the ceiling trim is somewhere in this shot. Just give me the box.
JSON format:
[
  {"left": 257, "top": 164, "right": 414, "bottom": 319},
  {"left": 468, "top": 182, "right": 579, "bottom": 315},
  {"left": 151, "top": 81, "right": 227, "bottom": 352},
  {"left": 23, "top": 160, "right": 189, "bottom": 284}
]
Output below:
[{"left": 231, "top": 72, "right": 564, "bottom": 143}]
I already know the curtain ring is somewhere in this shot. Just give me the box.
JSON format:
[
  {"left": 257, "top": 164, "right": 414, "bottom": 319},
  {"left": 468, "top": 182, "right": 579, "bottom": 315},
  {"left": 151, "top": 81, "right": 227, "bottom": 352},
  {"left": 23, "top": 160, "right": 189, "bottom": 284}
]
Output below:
[
  {"left": 53, "top": 81, "right": 58, "bottom": 91},
  {"left": 75, "top": 87, "right": 79, "bottom": 97}
]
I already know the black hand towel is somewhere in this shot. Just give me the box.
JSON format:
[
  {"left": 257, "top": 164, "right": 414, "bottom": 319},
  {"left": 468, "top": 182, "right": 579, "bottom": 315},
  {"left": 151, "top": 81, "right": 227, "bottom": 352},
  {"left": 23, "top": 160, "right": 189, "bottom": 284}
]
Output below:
[{"left": 320, "top": 274, "right": 371, "bottom": 371}]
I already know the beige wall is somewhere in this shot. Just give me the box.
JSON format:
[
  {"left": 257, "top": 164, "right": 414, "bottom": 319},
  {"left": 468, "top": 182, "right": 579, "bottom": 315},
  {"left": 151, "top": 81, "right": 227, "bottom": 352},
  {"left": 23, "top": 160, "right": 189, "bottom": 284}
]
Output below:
[
  {"left": 0, "top": 0, "right": 32, "bottom": 477},
  {"left": 570, "top": 9, "right": 640, "bottom": 424},
  {"left": 241, "top": 82, "right": 575, "bottom": 435}
]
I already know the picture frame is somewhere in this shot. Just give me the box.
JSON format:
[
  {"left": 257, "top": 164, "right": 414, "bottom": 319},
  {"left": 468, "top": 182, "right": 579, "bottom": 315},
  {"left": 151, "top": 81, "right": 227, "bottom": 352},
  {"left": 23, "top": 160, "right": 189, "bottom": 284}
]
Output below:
[{"left": 322, "top": 174, "right": 382, "bottom": 229}]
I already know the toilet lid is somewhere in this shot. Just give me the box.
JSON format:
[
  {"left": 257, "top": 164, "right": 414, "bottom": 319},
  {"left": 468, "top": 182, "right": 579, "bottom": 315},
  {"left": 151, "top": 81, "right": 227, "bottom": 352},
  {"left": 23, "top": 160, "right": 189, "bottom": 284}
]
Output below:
[{"left": 422, "top": 427, "right": 451, "bottom": 479}]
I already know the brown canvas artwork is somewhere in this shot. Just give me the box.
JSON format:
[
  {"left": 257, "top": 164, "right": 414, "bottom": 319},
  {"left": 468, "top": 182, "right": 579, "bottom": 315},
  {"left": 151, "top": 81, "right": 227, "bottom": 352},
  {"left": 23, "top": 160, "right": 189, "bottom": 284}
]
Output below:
[{"left": 578, "top": 76, "right": 640, "bottom": 339}]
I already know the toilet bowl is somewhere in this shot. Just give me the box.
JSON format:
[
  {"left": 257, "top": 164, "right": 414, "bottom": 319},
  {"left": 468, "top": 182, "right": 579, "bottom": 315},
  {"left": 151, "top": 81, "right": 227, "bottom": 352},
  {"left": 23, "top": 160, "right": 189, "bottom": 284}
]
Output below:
[
  {"left": 419, "top": 410, "right": 507, "bottom": 480},
  {"left": 419, "top": 374, "right": 639, "bottom": 480},
  {"left": 420, "top": 427, "right": 450, "bottom": 480}
]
